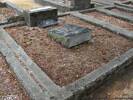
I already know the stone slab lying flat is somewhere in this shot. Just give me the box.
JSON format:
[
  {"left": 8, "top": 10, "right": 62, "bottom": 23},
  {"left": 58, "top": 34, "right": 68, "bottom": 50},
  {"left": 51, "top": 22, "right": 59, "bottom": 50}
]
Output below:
[{"left": 48, "top": 24, "right": 92, "bottom": 48}]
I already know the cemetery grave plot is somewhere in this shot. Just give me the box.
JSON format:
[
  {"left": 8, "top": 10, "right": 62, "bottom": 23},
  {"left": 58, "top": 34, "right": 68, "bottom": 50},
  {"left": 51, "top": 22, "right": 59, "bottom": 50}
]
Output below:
[
  {"left": 0, "top": 53, "right": 29, "bottom": 100},
  {"left": 83, "top": 10, "right": 133, "bottom": 31},
  {"left": 5, "top": 15, "right": 133, "bottom": 86},
  {"left": 106, "top": 7, "right": 133, "bottom": 17},
  {"left": 0, "top": 6, "right": 17, "bottom": 23},
  {"left": 114, "top": 0, "right": 133, "bottom": 9}
]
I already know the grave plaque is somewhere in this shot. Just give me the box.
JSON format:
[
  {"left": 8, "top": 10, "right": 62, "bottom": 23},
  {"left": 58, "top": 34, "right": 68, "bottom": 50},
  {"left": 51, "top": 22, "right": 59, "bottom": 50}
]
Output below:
[
  {"left": 48, "top": 24, "right": 92, "bottom": 48},
  {"left": 24, "top": 6, "right": 58, "bottom": 27}
]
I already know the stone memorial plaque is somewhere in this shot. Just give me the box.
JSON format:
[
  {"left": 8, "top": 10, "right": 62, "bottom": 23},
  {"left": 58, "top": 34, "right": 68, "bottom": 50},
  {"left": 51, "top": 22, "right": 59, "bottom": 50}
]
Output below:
[
  {"left": 24, "top": 6, "right": 58, "bottom": 27},
  {"left": 48, "top": 24, "right": 92, "bottom": 48}
]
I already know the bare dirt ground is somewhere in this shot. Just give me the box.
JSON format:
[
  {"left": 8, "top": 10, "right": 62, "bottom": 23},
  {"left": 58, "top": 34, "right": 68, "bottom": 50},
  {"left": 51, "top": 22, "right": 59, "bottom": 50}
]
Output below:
[
  {"left": 0, "top": 53, "right": 29, "bottom": 100},
  {"left": 88, "top": 65, "right": 133, "bottom": 100},
  {"left": 5, "top": 16, "right": 133, "bottom": 86},
  {"left": 85, "top": 11, "right": 133, "bottom": 31}
]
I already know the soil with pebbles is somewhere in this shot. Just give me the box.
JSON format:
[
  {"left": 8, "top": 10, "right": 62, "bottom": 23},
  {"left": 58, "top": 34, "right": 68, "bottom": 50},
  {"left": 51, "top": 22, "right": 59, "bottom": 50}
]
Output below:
[
  {"left": 85, "top": 11, "right": 133, "bottom": 31},
  {"left": 5, "top": 16, "right": 133, "bottom": 86},
  {"left": 0, "top": 53, "right": 29, "bottom": 100}
]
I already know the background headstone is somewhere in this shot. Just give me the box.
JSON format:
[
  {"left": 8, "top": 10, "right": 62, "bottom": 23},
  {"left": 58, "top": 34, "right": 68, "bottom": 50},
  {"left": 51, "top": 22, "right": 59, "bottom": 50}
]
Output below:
[
  {"left": 24, "top": 6, "right": 58, "bottom": 27},
  {"left": 70, "top": 0, "right": 91, "bottom": 10}
]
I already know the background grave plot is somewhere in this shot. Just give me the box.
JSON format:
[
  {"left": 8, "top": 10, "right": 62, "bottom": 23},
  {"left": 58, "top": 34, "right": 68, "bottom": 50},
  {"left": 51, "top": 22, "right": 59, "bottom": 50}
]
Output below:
[
  {"left": 81, "top": 8, "right": 133, "bottom": 31},
  {"left": 105, "top": 5, "right": 133, "bottom": 17},
  {"left": 4, "top": 14, "right": 133, "bottom": 86},
  {"left": 0, "top": 2, "right": 17, "bottom": 25},
  {"left": 114, "top": 0, "right": 133, "bottom": 9}
]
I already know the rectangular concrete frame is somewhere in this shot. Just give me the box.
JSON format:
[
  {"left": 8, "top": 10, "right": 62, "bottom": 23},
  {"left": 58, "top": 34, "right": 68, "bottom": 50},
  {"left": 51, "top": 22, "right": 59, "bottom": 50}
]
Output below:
[
  {"left": 0, "top": 13, "right": 133, "bottom": 100},
  {"left": 113, "top": 3, "right": 133, "bottom": 12},
  {"left": 114, "top": 0, "right": 133, "bottom": 9},
  {"left": 79, "top": 6, "right": 133, "bottom": 22},
  {"left": 70, "top": 8, "right": 133, "bottom": 40}
]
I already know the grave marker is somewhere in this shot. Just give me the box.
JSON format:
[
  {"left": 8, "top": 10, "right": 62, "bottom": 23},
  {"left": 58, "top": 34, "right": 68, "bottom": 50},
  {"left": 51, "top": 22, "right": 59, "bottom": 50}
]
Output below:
[
  {"left": 24, "top": 6, "right": 58, "bottom": 27},
  {"left": 48, "top": 24, "right": 92, "bottom": 48}
]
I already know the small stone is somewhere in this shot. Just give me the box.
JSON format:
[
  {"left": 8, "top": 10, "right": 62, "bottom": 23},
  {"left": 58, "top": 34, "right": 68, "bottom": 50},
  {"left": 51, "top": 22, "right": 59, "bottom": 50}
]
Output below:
[{"left": 48, "top": 24, "right": 92, "bottom": 48}]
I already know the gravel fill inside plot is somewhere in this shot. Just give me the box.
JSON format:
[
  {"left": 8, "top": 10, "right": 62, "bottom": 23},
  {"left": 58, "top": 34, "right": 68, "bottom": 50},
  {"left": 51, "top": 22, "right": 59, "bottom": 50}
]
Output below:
[
  {"left": 110, "top": 8, "right": 133, "bottom": 17},
  {"left": 0, "top": 53, "right": 29, "bottom": 99},
  {"left": 85, "top": 11, "right": 133, "bottom": 31},
  {"left": 5, "top": 16, "right": 133, "bottom": 86},
  {"left": 0, "top": 7, "right": 16, "bottom": 21}
]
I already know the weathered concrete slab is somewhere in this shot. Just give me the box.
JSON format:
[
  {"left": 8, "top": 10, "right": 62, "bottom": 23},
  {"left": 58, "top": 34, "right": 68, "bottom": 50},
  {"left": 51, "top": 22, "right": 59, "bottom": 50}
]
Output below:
[{"left": 48, "top": 24, "right": 92, "bottom": 48}]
